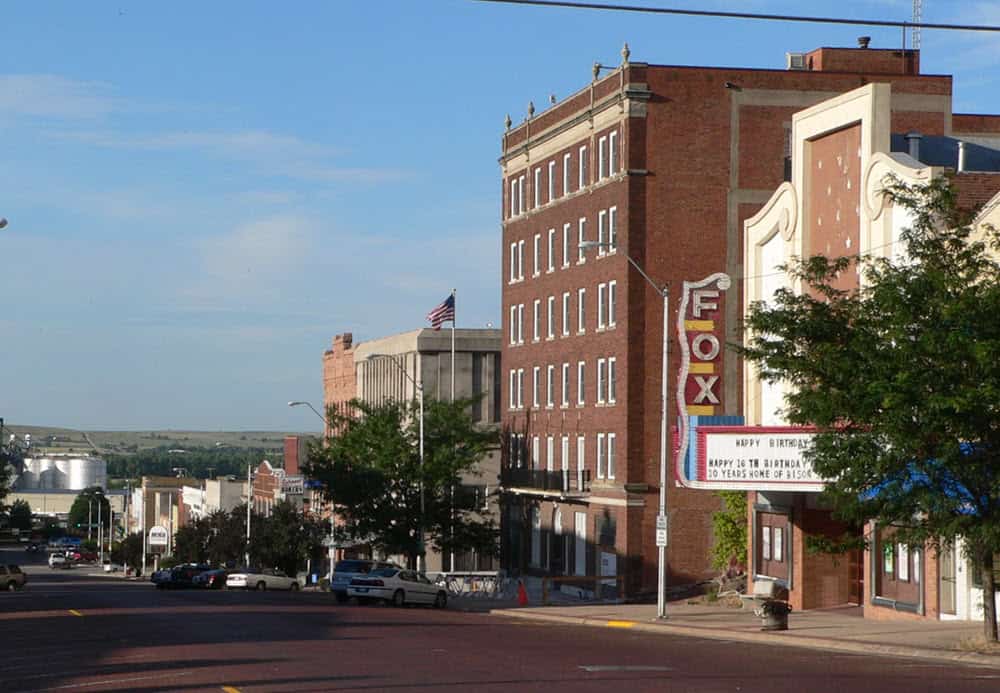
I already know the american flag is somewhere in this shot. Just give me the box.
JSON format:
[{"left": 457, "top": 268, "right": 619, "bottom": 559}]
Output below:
[{"left": 426, "top": 293, "right": 455, "bottom": 330}]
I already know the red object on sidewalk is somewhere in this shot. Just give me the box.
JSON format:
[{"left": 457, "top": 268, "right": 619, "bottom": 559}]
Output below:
[{"left": 517, "top": 580, "right": 529, "bottom": 606}]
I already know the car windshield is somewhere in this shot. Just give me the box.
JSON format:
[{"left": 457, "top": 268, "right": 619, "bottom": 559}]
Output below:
[
  {"left": 335, "top": 560, "right": 372, "bottom": 574},
  {"left": 370, "top": 568, "right": 398, "bottom": 578}
]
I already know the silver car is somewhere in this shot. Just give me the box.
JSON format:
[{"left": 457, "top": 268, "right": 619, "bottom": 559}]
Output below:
[{"left": 226, "top": 567, "right": 300, "bottom": 591}]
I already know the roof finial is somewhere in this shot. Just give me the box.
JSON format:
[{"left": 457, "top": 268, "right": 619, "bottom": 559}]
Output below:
[
  {"left": 527, "top": 101, "right": 535, "bottom": 119},
  {"left": 505, "top": 113, "right": 512, "bottom": 130},
  {"left": 621, "top": 42, "right": 630, "bottom": 65},
  {"left": 593, "top": 61, "right": 601, "bottom": 81}
]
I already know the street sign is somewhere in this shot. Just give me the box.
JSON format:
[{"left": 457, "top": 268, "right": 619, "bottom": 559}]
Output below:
[
  {"left": 148, "top": 525, "right": 168, "bottom": 548},
  {"left": 655, "top": 514, "right": 668, "bottom": 547}
]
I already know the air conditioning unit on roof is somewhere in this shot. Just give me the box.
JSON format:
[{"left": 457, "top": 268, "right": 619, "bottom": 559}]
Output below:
[{"left": 786, "top": 53, "right": 807, "bottom": 70}]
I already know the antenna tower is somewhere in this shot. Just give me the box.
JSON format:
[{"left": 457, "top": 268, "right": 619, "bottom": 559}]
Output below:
[{"left": 912, "top": 0, "right": 923, "bottom": 49}]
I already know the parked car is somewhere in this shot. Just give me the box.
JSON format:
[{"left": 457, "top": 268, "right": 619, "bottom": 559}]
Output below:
[
  {"left": 226, "top": 567, "right": 300, "bottom": 591},
  {"left": 347, "top": 567, "right": 447, "bottom": 608},
  {"left": 152, "top": 564, "right": 209, "bottom": 589},
  {"left": 192, "top": 568, "right": 229, "bottom": 589},
  {"left": 102, "top": 560, "right": 122, "bottom": 573},
  {"left": 150, "top": 568, "right": 172, "bottom": 587},
  {"left": 66, "top": 550, "right": 98, "bottom": 564},
  {"left": 0, "top": 565, "right": 27, "bottom": 591},
  {"left": 48, "top": 552, "right": 70, "bottom": 569},
  {"left": 331, "top": 559, "right": 400, "bottom": 603},
  {"left": 26, "top": 543, "right": 40, "bottom": 553}
]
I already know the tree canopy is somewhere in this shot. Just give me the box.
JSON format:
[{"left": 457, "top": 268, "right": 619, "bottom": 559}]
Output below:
[
  {"left": 68, "top": 487, "right": 112, "bottom": 536},
  {"left": 8, "top": 499, "right": 32, "bottom": 531},
  {"left": 304, "top": 396, "right": 499, "bottom": 567},
  {"left": 740, "top": 177, "right": 1000, "bottom": 640}
]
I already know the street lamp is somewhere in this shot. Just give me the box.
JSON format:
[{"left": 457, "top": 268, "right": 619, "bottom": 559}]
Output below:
[
  {"left": 579, "top": 239, "right": 671, "bottom": 619},
  {"left": 367, "top": 353, "right": 425, "bottom": 572},
  {"left": 288, "top": 400, "right": 326, "bottom": 427},
  {"left": 288, "top": 400, "right": 336, "bottom": 580}
]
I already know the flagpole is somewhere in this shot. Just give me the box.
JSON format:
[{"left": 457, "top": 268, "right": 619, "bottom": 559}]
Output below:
[{"left": 450, "top": 288, "right": 456, "bottom": 574}]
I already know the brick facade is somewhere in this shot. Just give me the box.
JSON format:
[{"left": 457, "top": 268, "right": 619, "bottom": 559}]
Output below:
[{"left": 500, "top": 42, "right": 966, "bottom": 598}]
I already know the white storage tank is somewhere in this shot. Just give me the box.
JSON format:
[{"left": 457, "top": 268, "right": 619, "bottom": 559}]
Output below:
[{"left": 21, "top": 455, "right": 107, "bottom": 490}]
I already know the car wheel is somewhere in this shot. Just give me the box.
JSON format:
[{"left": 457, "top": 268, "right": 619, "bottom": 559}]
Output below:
[
  {"left": 290, "top": 582, "right": 300, "bottom": 592},
  {"left": 6, "top": 581, "right": 17, "bottom": 592},
  {"left": 256, "top": 581, "right": 267, "bottom": 591},
  {"left": 392, "top": 589, "right": 405, "bottom": 608},
  {"left": 433, "top": 591, "right": 447, "bottom": 609}
]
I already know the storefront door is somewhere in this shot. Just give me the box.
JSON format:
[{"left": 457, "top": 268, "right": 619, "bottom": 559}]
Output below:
[{"left": 756, "top": 511, "right": 790, "bottom": 582}]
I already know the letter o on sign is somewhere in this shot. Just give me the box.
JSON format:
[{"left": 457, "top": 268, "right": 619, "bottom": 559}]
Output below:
[{"left": 692, "top": 333, "right": 720, "bottom": 361}]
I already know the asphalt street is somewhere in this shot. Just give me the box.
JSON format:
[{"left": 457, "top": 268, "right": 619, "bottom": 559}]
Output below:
[{"left": 2, "top": 546, "right": 999, "bottom": 692}]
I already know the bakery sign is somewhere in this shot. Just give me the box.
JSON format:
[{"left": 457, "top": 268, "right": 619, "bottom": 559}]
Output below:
[{"left": 695, "top": 427, "right": 827, "bottom": 492}]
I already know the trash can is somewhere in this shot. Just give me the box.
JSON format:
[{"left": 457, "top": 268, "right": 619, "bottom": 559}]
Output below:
[{"left": 757, "top": 599, "right": 791, "bottom": 631}]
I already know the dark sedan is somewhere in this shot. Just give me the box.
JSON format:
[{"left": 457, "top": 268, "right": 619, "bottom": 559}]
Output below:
[
  {"left": 154, "top": 564, "right": 210, "bottom": 589},
  {"left": 192, "top": 568, "right": 229, "bottom": 589}
]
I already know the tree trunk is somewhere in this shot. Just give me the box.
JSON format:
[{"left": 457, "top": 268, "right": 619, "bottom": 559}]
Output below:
[{"left": 981, "top": 551, "right": 998, "bottom": 642}]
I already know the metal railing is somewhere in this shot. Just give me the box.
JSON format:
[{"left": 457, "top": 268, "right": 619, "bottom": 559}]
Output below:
[{"left": 501, "top": 468, "right": 591, "bottom": 493}]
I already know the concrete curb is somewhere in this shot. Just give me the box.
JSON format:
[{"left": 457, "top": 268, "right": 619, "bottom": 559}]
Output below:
[{"left": 489, "top": 608, "right": 1000, "bottom": 670}]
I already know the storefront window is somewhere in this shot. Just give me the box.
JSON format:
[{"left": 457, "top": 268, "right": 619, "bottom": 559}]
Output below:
[
  {"left": 873, "top": 528, "right": 921, "bottom": 610},
  {"left": 762, "top": 527, "right": 771, "bottom": 560}
]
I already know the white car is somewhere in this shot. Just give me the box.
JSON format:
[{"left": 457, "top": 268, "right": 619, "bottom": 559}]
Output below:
[
  {"left": 48, "top": 552, "right": 70, "bottom": 569},
  {"left": 347, "top": 567, "right": 447, "bottom": 608},
  {"left": 226, "top": 567, "right": 300, "bottom": 591}
]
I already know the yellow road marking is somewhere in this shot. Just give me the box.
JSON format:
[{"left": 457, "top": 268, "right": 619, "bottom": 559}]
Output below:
[
  {"left": 606, "top": 620, "right": 636, "bottom": 629},
  {"left": 68, "top": 609, "right": 83, "bottom": 617},
  {"left": 222, "top": 687, "right": 242, "bottom": 693}
]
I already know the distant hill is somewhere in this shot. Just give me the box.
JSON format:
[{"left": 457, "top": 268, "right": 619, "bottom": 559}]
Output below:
[{"left": 2, "top": 425, "right": 312, "bottom": 456}]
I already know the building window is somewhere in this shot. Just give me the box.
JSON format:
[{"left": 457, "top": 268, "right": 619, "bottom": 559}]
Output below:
[
  {"left": 562, "top": 223, "right": 571, "bottom": 268},
  {"left": 518, "top": 175, "right": 525, "bottom": 214},
  {"left": 577, "top": 218, "right": 587, "bottom": 263},
  {"left": 546, "top": 365, "right": 555, "bottom": 408},
  {"left": 517, "top": 303, "right": 524, "bottom": 344},
  {"left": 598, "top": 209, "right": 607, "bottom": 255},
  {"left": 562, "top": 292, "right": 570, "bottom": 336},
  {"left": 509, "top": 369, "right": 515, "bottom": 409},
  {"left": 598, "top": 135, "right": 607, "bottom": 180},
  {"left": 608, "top": 280, "right": 617, "bottom": 327},
  {"left": 533, "top": 299, "right": 541, "bottom": 342},
  {"left": 609, "top": 130, "right": 619, "bottom": 174},
  {"left": 533, "top": 167, "right": 541, "bottom": 209},
  {"left": 762, "top": 526, "right": 771, "bottom": 560},
  {"left": 532, "top": 436, "right": 540, "bottom": 468},
  {"left": 577, "top": 288, "right": 586, "bottom": 333},
  {"left": 578, "top": 145, "right": 588, "bottom": 189},
  {"left": 516, "top": 368, "right": 524, "bottom": 409},
  {"left": 577, "top": 361, "right": 585, "bottom": 405},
  {"left": 546, "top": 435, "right": 554, "bottom": 471},
  {"left": 561, "top": 363, "right": 570, "bottom": 407},
  {"left": 898, "top": 544, "right": 909, "bottom": 581},
  {"left": 609, "top": 206, "right": 618, "bottom": 252},
  {"left": 607, "top": 432, "right": 616, "bottom": 479},
  {"left": 547, "top": 229, "right": 556, "bottom": 272},
  {"left": 561, "top": 435, "right": 570, "bottom": 471},
  {"left": 533, "top": 234, "right": 540, "bottom": 276},
  {"left": 608, "top": 357, "right": 617, "bottom": 404},
  {"left": 517, "top": 240, "right": 525, "bottom": 280},
  {"left": 598, "top": 283, "right": 607, "bottom": 329},
  {"left": 597, "top": 358, "right": 606, "bottom": 404},
  {"left": 532, "top": 366, "right": 540, "bottom": 408},
  {"left": 576, "top": 435, "right": 585, "bottom": 487},
  {"left": 563, "top": 153, "right": 571, "bottom": 195},
  {"left": 774, "top": 527, "right": 783, "bottom": 562},
  {"left": 509, "top": 305, "right": 516, "bottom": 345},
  {"left": 510, "top": 179, "right": 517, "bottom": 218},
  {"left": 548, "top": 161, "right": 556, "bottom": 202},
  {"left": 509, "top": 242, "right": 517, "bottom": 283},
  {"left": 547, "top": 296, "right": 555, "bottom": 339},
  {"left": 597, "top": 433, "right": 606, "bottom": 479}
]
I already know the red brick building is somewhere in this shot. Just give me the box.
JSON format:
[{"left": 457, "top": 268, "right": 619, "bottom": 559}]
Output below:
[{"left": 499, "top": 40, "right": 966, "bottom": 598}]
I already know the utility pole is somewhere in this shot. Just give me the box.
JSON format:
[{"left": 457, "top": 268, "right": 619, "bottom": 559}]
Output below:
[
  {"left": 88, "top": 499, "right": 93, "bottom": 541},
  {"left": 97, "top": 500, "right": 103, "bottom": 564},
  {"left": 245, "top": 464, "right": 252, "bottom": 567}
]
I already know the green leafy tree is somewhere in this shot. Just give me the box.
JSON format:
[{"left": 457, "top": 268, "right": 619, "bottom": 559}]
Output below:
[
  {"left": 305, "top": 397, "right": 499, "bottom": 568},
  {"left": 112, "top": 532, "right": 144, "bottom": 573},
  {"left": 740, "top": 177, "right": 1000, "bottom": 641},
  {"left": 711, "top": 491, "right": 747, "bottom": 572},
  {"left": 9, "top": 499, "right": 32, "bottom": 531},
  {"left": 250, "top": 500, "right": 324, "bottom": 576},
  {"left": 173, "top": 520, "right": 211, "bottom": 564},
  {"left": 205, "top": 508, "right": 249, "bottom": 567},
  {"left": 68, "top": 487, "right": 111, "bottom": 536}
]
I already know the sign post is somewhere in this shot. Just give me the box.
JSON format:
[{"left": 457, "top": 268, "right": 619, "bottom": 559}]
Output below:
[{"left": 655, "top": 514, "right": 668, "bottom": 547}]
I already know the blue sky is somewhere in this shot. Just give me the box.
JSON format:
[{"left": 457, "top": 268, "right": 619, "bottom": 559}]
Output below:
[{"left": 2, "top": 1, "right": 998, "bottom": 431}]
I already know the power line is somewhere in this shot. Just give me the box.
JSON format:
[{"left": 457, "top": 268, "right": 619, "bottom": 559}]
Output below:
[{"left": 472, "top": 0, "right": 1000, "bottom": 34}]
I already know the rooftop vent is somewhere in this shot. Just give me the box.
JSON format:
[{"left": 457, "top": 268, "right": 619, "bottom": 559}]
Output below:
[{"left": 858, "top": 36, "right": 871, "bottom": 48}]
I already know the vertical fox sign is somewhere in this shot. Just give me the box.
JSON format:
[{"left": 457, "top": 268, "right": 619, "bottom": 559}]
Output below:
[{"left": 675, "top": 273, "right": 731, "bottom": 486}]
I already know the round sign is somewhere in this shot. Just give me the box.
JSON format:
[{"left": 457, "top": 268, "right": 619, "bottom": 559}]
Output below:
[{"left": 148, "top": 525, "right": 168, "bottom": 547}]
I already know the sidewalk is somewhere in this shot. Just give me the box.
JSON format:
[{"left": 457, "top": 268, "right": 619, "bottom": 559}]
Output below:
[{"left": 484, "top": 599, "right": 1000, "bottom": 670}]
